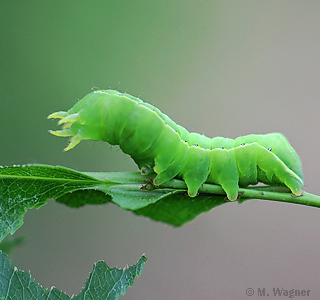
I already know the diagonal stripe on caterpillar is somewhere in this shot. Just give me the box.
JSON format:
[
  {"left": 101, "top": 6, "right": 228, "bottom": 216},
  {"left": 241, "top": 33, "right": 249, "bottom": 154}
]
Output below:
[{"left": 48, "top": 90, "right": 303, "bottom": 201}]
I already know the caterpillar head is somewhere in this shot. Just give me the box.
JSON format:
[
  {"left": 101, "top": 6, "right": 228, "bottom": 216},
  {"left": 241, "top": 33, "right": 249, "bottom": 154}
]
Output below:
[{"left": 47, "top": 91, "right": 109, "bottom": 151}]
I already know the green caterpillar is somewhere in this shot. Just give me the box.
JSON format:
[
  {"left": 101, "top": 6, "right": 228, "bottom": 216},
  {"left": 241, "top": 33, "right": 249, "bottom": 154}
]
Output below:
[{"left": 48, "top": 89, "right": 303, "bottom": 201}]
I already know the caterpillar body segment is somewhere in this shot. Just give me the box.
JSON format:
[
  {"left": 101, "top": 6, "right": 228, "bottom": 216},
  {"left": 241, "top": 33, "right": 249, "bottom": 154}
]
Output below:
[{"left": 48, "top": 90, "right": 304, "bottom": 200}]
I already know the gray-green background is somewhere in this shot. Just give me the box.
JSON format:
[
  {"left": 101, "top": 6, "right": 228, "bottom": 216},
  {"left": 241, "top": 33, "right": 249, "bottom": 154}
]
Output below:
[{"left": 1, "top": 1, "right": 320, "bottom": 299}]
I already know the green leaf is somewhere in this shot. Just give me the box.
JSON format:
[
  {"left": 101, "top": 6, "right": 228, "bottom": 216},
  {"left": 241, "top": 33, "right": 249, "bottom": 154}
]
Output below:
[
  {"left": 74, "top": 255, "right": 147, "bottom": 300},
  {"left": 134, "top": 194, "right": 228, "bottom": 226},
  {"left": 0, "top": 236, "right": 25, "bottom": 257},
  {"left": 2, "top": 164, "right": 320, "bottom": 241},
  {"left": 56, "top": 189, "right": 112, "bottom": 208},
  {"left": 0, "top": 165, "right": 103, "bottom": 242},
  {"left": 0, "top": 251, "right": 147, "bottom": 300},
  {"left": 106, "top": 186, "right": 185, "bottom": 210}
]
